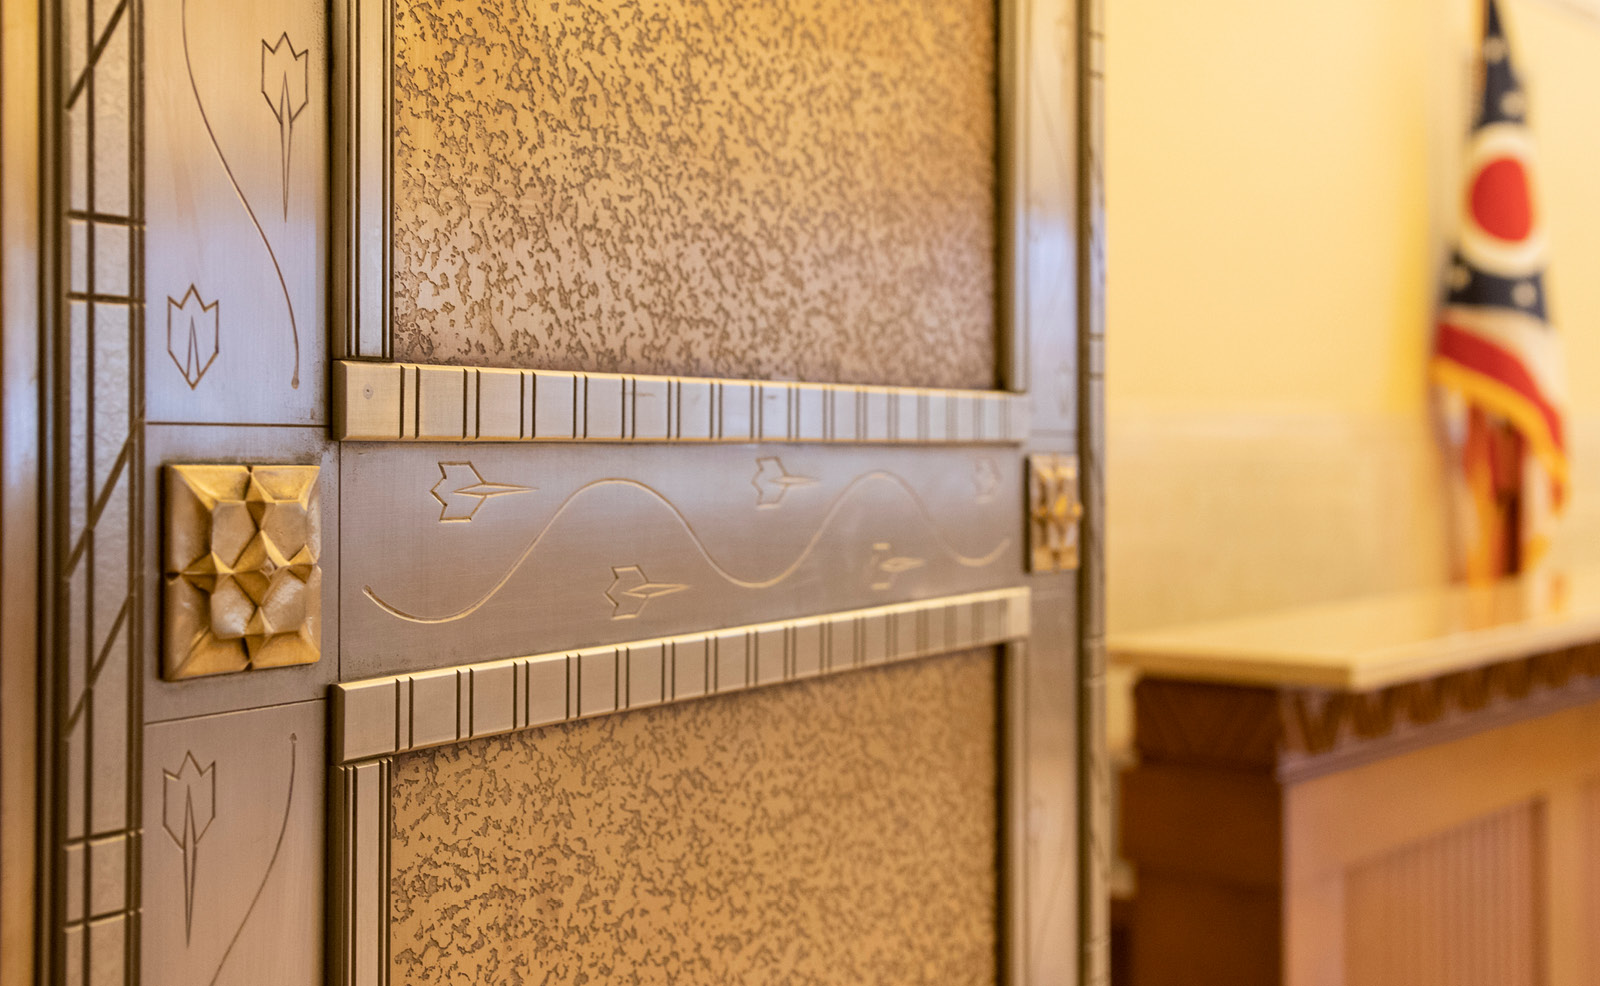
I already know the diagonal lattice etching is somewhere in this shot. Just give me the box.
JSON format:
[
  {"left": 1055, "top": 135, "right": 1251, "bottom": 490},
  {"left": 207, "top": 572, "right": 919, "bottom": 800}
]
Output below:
[
  {"left": 52, "top": 0, "right": 147, "bottom": 981},
  {"left": 163, "top": 464, "right": 322, "bottom": 679}
]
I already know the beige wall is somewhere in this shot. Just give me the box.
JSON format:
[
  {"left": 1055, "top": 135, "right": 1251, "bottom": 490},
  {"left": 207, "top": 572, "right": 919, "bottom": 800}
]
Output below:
[
  {"left": 1107, "top": 0, "right": 1600, "bottom": 640},
  {"left": 1104, "top": 0, "right": 1600, "bottom": 753}
]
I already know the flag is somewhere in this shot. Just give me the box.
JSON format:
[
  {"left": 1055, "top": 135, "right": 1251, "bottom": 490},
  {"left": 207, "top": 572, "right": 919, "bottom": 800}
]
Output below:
[{"left": 1431, "top": 0, "right": 1567, "bottom": 580}]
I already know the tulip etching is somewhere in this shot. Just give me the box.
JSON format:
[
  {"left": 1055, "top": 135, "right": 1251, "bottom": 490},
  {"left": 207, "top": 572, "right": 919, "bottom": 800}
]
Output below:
[{"left": 261, "top": 34, "right": 310, "bottom": 221}]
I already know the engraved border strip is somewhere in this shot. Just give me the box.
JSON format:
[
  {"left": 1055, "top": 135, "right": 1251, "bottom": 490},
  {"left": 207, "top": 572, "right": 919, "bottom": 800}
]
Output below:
[
  {"left": 331, "top": 587, "right": 1031, "bottom": 764},
  {"left": 334, "top": 360, "right": 1030, "bottom": 444}
]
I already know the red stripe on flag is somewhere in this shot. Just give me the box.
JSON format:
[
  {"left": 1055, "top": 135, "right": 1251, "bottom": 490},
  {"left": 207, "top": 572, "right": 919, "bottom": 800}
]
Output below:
[{"left": 1435, "top": 323, "right": 1566, "bottom": 453}]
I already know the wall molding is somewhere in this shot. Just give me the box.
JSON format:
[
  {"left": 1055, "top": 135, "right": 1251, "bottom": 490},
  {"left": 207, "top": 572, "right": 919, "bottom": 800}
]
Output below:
[
  {"left": 334, "top": 360, "right": 1029, "bottom": 445},
  {"left": 332, "top": 587, "right": 1030, "bottom": 764},
  {"left": 1134, "top": 642, "right": 1600, "bottom": 781}
]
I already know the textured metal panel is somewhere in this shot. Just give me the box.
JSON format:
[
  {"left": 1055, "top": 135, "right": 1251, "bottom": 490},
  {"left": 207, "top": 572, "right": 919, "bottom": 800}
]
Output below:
[
  {"left": 145, "top": 0, "right": 328, "bottom": 423},
  {"left": 339, "top": 443, "right": 1023, "bottom": 679},
  {"left": 141, "top": 701, "right": 324, "bottom": 986},
  {"left": 388, "top": 650, "right": 1000, "bottom": 985},
  {"left": 335, "top": 360, "right": 1030, "bottom": 446},
  {"left": 332, "top": 588, "right": 1029, "bottom": 764},
  {"left": 388, "top": 0, "right": 997, "bottom": 391}
]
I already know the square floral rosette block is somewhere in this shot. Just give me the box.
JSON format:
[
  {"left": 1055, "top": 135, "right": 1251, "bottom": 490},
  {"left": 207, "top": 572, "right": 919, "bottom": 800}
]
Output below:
[{"left": 163, "top": 464, "right": 322, "bottom": 680}]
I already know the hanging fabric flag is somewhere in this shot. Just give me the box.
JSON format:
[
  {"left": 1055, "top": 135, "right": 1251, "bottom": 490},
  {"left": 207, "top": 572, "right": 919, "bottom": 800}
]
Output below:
[{"left": 1431, "top": 0, "right": 1568, "bottom": 581}]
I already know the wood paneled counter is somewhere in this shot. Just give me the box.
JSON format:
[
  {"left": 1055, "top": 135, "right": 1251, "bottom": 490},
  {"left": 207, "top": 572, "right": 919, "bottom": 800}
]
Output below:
[{"left": 1113, "top": 571, "right": 1600, "bottom": 986}]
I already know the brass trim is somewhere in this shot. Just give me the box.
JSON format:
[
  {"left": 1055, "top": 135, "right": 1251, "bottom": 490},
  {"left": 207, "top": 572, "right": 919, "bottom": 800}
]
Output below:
[
  {"left": 332, "top": 587, "right": 1030, "bottom": 764},
  {"left": 332, "top": 0, "right": 391, "bottom": 360},
  {"left": 335, "top": 360, "right": 1030, "bottom": 445},
  {"left": 329, "top": 759, "right": 391, "bottom": 986},
  {"left": 1076, "top": 0, "right": 1110, "bottom": 973},
  {"left": 1, "top": 0, "right": 42, "bottom": 977}
]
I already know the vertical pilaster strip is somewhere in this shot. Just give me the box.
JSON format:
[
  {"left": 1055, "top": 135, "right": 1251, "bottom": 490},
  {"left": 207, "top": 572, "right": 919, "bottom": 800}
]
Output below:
[
  {"left": 333, "top": 0, "right": 392, "bottom": 359},
  {"left": 44, "top": 0, "right": 146, "bottom": 982},
  {"left": 2, "top": 0, "right": 43, "bottom": 982},
  {"left": 331, "top": 758, "right": 392, "bottom": 986},
  {"left": 1077, "top": 0, "right": 1109, "bottom": 970}
]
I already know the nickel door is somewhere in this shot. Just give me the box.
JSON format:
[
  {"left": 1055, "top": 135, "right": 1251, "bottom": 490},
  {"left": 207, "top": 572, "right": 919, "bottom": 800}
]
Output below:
[{"left": 1, "top": 0, "right": 1106, "bottom": 982}]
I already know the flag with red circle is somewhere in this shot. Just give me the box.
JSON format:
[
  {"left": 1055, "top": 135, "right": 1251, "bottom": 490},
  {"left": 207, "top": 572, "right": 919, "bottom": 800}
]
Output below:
[{"left": 1432, "top": 0, "right": 1568, "bottom": 574}]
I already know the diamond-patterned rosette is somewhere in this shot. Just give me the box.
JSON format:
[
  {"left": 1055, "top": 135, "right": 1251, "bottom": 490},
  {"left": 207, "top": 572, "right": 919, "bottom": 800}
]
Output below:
[
  {"left": 163, "top": 464, "right": 322, "bottom": 679},
  {"left": 1027, "top": 454, "right": 1083, "bottom": 573}
]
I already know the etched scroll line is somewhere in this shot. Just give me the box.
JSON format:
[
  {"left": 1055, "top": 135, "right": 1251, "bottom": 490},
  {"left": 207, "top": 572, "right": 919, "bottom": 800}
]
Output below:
[
  {"left": 364, "top": 471, "right": 1011, "bottom": 625},
  {"left": 205, "top": 733, "right": 297, "bottom": 986}
]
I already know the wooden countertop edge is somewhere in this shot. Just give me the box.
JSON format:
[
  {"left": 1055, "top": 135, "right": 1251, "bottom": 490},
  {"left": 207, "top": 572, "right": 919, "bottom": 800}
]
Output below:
[{"left": 1110, "top": 597, "right": 1600, "bottom": 692}]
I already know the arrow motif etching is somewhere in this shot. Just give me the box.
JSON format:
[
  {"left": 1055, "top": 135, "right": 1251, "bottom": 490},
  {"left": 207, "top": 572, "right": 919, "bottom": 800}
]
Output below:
[
  {"left": 162, "top": 752, "right": 217, "bottom": 945},
  {"left": 431, "top": 462, "right": 534, "bottom": 522},
  {"left": 752, "top": 456, "right": 817, "bottom": 507},
  {"left": 606, "top": 565, "right": 689, "bottom": 619},
  {"left": 868, "top": 542, "right": 926, "bottom": 591}
]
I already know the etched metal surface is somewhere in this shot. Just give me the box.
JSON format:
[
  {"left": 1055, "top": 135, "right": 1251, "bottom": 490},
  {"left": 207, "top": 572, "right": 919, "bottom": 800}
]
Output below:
[
  {"left": 339, "top": 443, "right": 1023, "bottom": 679},
  {"left": 333, "top": 587, "right": 1030, "bottom": 763},
  {"left": 388, "top": 0, "right": 998, "bottom": 390},
  {"left": 162, "top": 464, "right": 322, "bottom": 679},
  {"left": 142, "top": 701, "right": 324, "bottom": 986},
  {"left": 145, "top": 0, "right": 327, "bottom": 424},
  {"left": 335, "top": 360, "right": 1028, "bottom": 444}
]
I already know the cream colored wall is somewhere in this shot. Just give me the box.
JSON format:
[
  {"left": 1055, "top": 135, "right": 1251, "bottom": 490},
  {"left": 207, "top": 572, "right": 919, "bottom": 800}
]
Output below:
[
  {"left": 1107, "top": 0, "right": 1600, "bottom": 632},
  {"left": 1105, "top": 0, "right": 1600, "bottom": 750}
]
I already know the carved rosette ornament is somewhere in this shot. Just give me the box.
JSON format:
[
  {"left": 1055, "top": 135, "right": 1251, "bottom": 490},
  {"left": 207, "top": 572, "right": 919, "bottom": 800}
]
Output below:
[
  {"left": 163, "top": 464, "right": 322, "bottom": 679},
  {"left": 1028, "top": 454, "right": 1083, "bottom": 573}
]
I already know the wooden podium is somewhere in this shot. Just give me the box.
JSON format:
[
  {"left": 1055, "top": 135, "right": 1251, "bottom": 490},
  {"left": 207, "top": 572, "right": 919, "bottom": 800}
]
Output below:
[{"left": 1113, "top": 571, "right": 1600, "bottom": 986}]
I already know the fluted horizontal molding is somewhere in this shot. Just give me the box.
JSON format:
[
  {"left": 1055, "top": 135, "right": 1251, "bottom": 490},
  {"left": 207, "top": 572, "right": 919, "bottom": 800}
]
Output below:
[
  {"left": 334, "top": 360, "right": 1029, "bottom": 444},
  {"left": 332, "top": 587, "right": 1030, "bottom": 764}
]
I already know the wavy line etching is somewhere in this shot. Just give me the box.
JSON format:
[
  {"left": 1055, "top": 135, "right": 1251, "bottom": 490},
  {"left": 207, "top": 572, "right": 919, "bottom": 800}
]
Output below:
[
  {"left": 205, "top": 733, "right": 297, "bottom": 986},
  {"left": 364, "top": 471, "right": 1011, "bottom": 625},
  {"left": 181, "top": 0, "right": 301, "bottom": 389}
]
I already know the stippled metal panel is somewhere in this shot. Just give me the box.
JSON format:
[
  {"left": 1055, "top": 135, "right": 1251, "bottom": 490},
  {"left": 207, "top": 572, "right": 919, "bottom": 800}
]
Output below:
[{"left": 388, "top": 0, "right": 998, "bottom": 390}]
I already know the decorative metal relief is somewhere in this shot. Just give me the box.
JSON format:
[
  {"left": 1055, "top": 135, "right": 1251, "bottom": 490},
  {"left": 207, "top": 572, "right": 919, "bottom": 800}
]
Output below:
[
  {"left": 163, "top": 464, "right": 323, "bottom": 679},
  {"left": 339, "top": 444, "right": 1022, "bottom": 681},
  {"left": 1028, "top": 453, "right": 1083, "bottom": 573}
]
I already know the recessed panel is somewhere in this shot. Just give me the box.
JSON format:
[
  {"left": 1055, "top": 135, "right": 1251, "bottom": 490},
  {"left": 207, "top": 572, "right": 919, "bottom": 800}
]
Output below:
[
  {"left": 391, "top": 0, "right": 998, "bottom": 389},
  {"left": 389, "top": 649, "right": 998, "bottom": 984}
]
